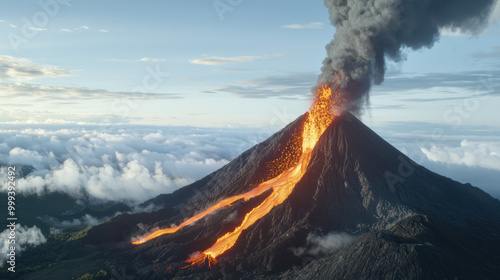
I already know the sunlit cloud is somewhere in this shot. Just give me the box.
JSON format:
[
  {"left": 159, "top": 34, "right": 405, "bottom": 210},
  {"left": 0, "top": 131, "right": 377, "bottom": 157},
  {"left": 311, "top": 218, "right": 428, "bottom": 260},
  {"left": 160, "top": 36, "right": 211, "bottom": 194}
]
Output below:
[
  {"left": 189, "top": 54, "right": 284, "bottom": 65},
  {"left": 281, "top": 22, "right": 324, "bottom": 29},
  {"left": 27, "top": 27, "right": 47, "bottom": 31},
  {"left": 0, "top": 55, "right": 73, "bottom": 81},
  {"left": 421, "top": 140, "right": 500, "bottom": 171},
  {"left": 105, "top": 57, "right": 166, "bottom": 62},
  {"left": 0, "top": 125, "right": 267, "bottom": 204},
  {"left": 0, "top": 82, "right": 180, "bottom": 101}
]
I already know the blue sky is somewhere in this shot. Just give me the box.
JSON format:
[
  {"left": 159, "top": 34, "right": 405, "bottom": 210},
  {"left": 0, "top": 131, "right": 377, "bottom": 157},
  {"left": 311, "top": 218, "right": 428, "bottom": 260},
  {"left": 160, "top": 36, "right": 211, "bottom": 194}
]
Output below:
[
  {"left": 0, "top": 0, "right": 497, "bottom": 127},
  {"left": 0, "top": 1, "right": 499, "bottom": 201}
]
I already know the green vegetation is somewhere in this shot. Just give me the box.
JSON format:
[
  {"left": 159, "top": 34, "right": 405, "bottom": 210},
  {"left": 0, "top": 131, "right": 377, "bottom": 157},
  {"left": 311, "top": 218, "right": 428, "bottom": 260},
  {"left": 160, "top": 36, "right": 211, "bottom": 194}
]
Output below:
[
  {"left": 75, "top": 270, "right": 109, "bottom": 280},
  {"left": 51, "top": 226, "right": 93, "bottom": 242}
]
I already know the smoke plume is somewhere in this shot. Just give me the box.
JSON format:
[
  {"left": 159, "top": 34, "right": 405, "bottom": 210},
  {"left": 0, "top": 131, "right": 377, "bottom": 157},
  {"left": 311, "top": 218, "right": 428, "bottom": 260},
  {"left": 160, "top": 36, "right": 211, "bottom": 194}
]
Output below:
[{"left": 319, "top": 0, "right": 498, "bottom": 111}]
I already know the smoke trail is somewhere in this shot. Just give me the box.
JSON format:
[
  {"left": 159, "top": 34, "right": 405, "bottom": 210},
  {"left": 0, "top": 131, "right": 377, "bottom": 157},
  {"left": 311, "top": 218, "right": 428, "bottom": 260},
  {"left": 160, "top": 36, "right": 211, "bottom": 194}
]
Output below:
[{"left": 319, "top": 0, "right": 498, "bottom": 111}]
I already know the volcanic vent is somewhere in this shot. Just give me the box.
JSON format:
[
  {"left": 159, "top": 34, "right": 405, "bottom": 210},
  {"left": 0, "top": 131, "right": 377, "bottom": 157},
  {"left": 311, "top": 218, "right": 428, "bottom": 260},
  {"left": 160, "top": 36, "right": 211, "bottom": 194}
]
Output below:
[
  {"left": 91, "top": 97, "right": 500, "bottom": 279},
  {"left": 130, "top": 82, "right": 344, "bottom": 266}
]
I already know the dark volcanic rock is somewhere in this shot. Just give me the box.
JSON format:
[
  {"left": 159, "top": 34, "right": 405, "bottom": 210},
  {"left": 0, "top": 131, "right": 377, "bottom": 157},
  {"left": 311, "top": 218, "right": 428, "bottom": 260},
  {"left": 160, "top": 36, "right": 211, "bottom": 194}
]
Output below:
[
  {"left": 89, "top": 113, "right": 500, "bottom": 279},
  {"left": 286, "top": 215, "right": 500, "bottom": 280}
]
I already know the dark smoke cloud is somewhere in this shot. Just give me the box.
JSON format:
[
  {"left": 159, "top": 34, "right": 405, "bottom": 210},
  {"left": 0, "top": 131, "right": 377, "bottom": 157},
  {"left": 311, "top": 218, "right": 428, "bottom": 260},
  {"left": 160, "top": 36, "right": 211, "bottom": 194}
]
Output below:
[{"left": 319, "top": 0, "right": 498, "bottom": 111}]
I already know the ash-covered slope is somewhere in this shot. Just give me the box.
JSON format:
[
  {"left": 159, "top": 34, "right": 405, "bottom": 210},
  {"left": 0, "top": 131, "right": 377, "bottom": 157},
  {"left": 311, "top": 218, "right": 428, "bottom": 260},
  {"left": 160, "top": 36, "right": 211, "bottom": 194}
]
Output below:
[
  {"left": 93, "top": 113, "right": 500, "bottom": 279},
  {"left": 285, "top": 214, "right": 500, "bottom": 280}
]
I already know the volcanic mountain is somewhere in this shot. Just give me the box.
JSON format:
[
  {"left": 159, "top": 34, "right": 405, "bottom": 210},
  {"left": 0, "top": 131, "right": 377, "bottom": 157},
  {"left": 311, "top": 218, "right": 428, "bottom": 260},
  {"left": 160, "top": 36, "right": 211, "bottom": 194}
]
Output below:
[{"left": 75, "top": 112, "right": 500, "bottom": 280}]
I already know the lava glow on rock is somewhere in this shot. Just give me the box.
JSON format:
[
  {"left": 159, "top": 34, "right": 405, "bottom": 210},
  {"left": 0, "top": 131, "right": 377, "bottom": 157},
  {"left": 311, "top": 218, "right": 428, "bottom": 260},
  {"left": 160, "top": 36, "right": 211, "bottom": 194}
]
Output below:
[{"left": 132, "top": 78, "right": 346, "bottom": 269}]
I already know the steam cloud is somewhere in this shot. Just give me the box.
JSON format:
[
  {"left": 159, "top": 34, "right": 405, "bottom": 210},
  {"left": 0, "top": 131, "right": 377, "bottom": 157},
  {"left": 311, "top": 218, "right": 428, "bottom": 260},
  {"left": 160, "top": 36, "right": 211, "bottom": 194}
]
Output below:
[
  {"left": 292, "top": 232, "right": 355, "bottom": 257},
  {"left": 319, "top": 0, "right": 498, "bottom": 111}
]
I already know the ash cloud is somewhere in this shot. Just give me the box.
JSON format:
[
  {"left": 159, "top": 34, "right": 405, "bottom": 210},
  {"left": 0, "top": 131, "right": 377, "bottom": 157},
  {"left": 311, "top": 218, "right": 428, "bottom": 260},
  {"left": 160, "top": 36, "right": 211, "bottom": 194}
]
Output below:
[{"left": 319, "top": 0, "right": 498, "bottom": 111}]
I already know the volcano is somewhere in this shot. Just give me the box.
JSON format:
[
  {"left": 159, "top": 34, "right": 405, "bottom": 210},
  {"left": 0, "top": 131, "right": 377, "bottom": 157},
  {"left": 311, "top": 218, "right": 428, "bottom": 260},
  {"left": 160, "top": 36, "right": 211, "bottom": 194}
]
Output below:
[{"left": 79, "top": 111, "right": 500, "bottom": 280}]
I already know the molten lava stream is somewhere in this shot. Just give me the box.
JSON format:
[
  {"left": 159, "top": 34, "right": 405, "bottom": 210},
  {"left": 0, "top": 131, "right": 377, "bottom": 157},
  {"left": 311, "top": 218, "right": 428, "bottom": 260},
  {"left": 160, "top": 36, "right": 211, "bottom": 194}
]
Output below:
[
  {"left": 186, "top": 150, "right": 313, "bottom": 266},
  {"left": 186, "top": 85, "right": 336, "bottom": 266},
  {"left": 132, "top": 84, "right": 339, "bottom": 269},
  {"left": 131, "top": 163, "right": 304, "bottom": 245}
]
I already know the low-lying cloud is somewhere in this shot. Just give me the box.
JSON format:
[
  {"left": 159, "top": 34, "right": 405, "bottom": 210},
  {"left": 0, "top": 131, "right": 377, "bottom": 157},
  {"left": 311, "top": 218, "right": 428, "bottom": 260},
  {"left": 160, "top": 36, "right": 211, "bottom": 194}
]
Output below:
[
  {"left": 421, "top": 140, "right": 500, "bottom": 171},
  {"left": 373, "top": 122, "right": 500, "bottom": 199},
  {"left": 0, "top": 225, "right": 47, "bottom": 267},
  {"left": 0, "top": 125, "right": 268, "bottom": 204},
  {"left": 42, "top": 214, "right": 108, "bottom": 230},
  {"left": 292, "top": 232, "right": 355, "bottom": 257}
]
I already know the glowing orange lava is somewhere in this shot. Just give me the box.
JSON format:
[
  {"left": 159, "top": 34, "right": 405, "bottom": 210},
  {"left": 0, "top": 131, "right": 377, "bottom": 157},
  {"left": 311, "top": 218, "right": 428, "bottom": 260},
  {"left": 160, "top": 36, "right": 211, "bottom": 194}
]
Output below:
[{"left": 132, "top": 81, "right": 343, "bottom": 268}]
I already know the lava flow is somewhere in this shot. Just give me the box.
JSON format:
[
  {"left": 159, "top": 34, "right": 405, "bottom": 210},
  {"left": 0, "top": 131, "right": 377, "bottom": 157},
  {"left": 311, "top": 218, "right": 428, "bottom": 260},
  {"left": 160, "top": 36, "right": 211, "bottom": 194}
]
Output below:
[{"left": 132, "top": 80, "right": 344, "bottom": 268}]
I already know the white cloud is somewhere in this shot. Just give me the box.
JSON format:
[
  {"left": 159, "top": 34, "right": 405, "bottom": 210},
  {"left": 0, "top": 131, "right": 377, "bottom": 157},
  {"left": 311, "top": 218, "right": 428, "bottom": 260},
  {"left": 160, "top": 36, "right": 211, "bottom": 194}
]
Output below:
[
  {"left": 0, "top": 55, "right": 73, "bottom": 81},
  {"left": 27, "top": 27, "right": 47, "bottom": 31},
  {"left": 42, "top": 213, "right": 113, "bottom": 229},
  {"left": 139, "top": 57, "right": 165, "bottom": 62},
  {"left": 0, "top": 107, "right": 141, "bottom": 126},
  {"left": 372, "top": 124, "right": 500, "bottom": 199},
  {"left": 0, "top": 20, "right": 17, "bottom": 28},
  {"left": 0, "top": 82, "right": 179, "bottom": 101},
  {"left": 281, "top": 22, "right": 324, "bottom": 29},
  {"left": 421, "top": 140, "right": 500, "bottom": 171},
  {"left": 106, "top": 57, "right": 166, "bottom": 63},
  {"left": 0, "top": 125, "right": 267, "bottom": 204},
  {"left": 439, "top": 27, "right": 470, "bottom": 37},
  {"left": 0, "top": 225, "right": 46, "bottom": 267},
  {"left": 61, "top": 26, "right": 108, "bottom": 33},
  {"left": 292, "top": 232, "right": 355, "bottom": 257},
  {"left": 189, "top": 54, "right": 283, "bottom": 65}
]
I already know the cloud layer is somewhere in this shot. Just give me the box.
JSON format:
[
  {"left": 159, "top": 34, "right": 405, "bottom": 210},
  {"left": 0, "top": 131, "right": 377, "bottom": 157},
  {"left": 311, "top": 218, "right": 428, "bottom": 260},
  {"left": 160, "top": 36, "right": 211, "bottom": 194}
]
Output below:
[
  {"left": 421, "top": 140, "right": 500, "bottom": 171},
  {"left": 373, "top": 121, "right": 500, "bottom": 199},
  {"left": 0, "top": 125, "right": 268, "bottom": 204}
]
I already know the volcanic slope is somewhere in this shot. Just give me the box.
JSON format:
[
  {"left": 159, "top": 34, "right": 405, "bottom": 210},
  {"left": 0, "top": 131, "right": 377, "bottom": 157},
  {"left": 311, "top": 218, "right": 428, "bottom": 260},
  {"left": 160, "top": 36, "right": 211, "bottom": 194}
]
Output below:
[{"left": 88, "top": 112, "right": 500, "bottom": 280}]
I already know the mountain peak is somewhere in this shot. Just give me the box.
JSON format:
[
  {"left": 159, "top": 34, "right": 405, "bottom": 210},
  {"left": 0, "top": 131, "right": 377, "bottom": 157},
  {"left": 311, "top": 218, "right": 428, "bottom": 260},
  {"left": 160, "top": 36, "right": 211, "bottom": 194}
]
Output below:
[{"left": 83, "top": 112, "right": 500, "bottom": 279}]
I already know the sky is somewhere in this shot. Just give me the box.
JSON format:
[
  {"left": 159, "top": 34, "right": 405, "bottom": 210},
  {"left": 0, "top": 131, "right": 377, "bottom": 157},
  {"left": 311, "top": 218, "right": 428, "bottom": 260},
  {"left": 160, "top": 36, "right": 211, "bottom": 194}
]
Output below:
[{"left": 0, "top": 1, "right": 499, "bottom": 203}]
